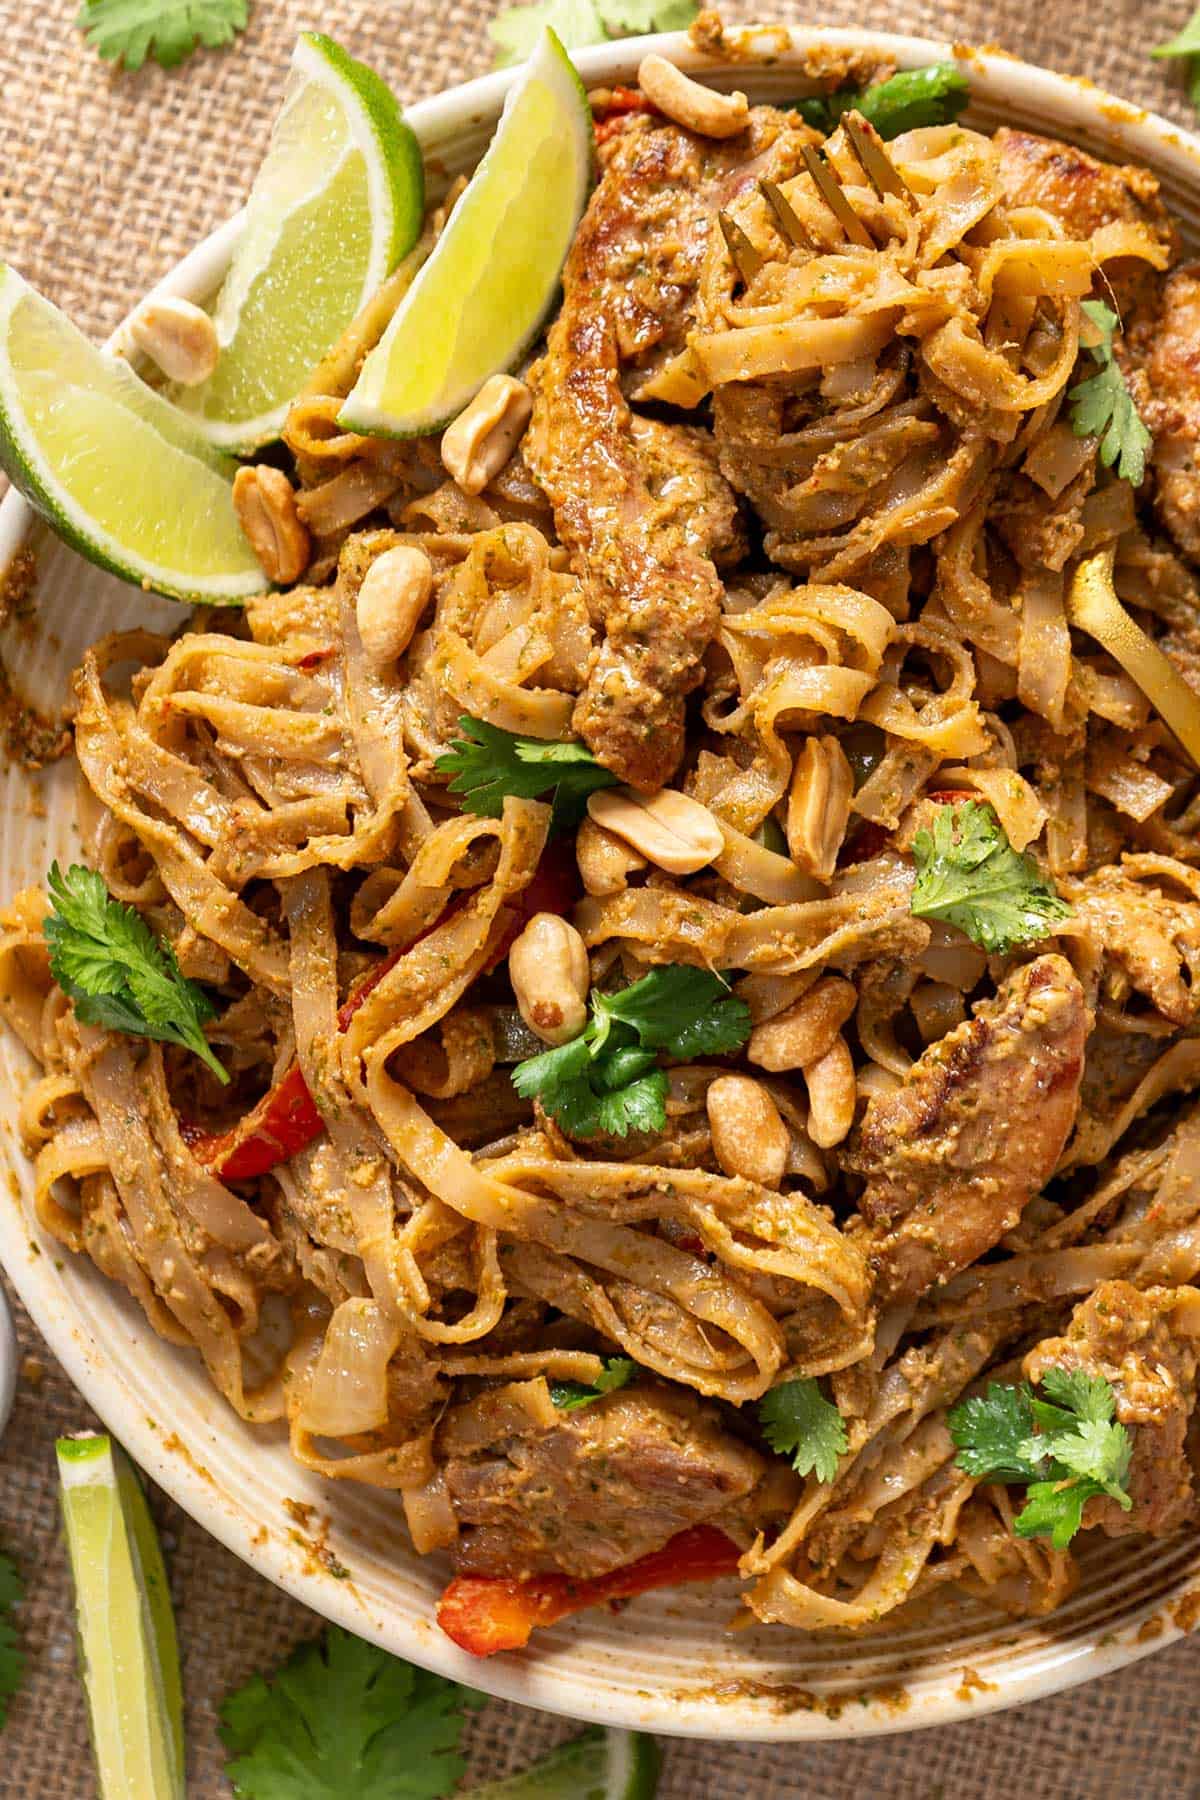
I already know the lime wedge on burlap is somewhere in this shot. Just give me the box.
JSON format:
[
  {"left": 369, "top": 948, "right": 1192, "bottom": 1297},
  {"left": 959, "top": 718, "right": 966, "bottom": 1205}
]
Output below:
[
  {"left": 57, "top": 1434, "right": 185, "bottom": 1800},
  {"left": 339, "top": 26, "right": 592, "bottom": 437},
  {"left": 461, "top": 1728, "right": 661, "bottom": 1800},
  {"left": 0, "top": 266, "right": 266, "bottom": 602},
  {"left": 174, "top": 32, "right": 422, "bottom": 452}
]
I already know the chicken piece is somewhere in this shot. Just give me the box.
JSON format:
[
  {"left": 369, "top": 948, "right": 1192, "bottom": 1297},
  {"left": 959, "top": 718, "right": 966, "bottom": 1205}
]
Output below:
[
  {"left": 443, "top": 1384, "right": 764, "bottom": 1580},
  {"left": 526, "top": 108, "right": 811, "bottom": 790},
  {"left": 994, "top": 127, "right": 1176, "bottom": 317},
  {"left": 1024, "top": 1281, "right": 1200, "bottom": 1538},
  {"left": 850, "top": 955, "right": 1087, "bottom": 1302},
  {"left": 1066, "top": 862, "right": 1200, "bottom": 1027},
  {"left": 628, "top": 414, "right": 746, "bottom": 567},
  {"left": 1137, "top": 264, "right": 1200, "bottom": 560}
]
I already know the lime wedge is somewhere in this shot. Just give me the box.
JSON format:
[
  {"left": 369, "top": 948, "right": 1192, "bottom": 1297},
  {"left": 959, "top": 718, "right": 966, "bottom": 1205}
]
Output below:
[
  {"left": 0, "top": 267, "right": 266, "bottom": 602},
  {"left": 460, "top": 1728, "right": 661, "bottom": 1800},
  {"left": 173, "top": 33, "right": 422, "bottom": 453},
  {"left": 339, "top": 26, "right": 592, "bottom": 437},
  {"left": 57, "top": 1435, "right": 185, "bottom": 1800}
]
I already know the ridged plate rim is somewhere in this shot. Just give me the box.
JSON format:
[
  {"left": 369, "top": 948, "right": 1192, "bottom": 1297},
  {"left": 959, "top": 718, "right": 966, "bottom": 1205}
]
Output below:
[{"left": 1, "top": 24, "right": 1200, "bottom": 1743}]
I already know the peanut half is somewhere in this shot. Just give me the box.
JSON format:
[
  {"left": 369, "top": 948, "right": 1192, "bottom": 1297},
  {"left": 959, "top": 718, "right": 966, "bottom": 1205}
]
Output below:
[
  {"left": 441, "top": 374, "right": 532, "bottom": 496},
  {"left": 508, "top": 912, "right": 590, "bottom": 1046},
  {"left": 356, "top": 545, "right": 433, "bottom": 665},
  {"left": 586, "top": 787, "right": 723, "bottom": 876},
  {"left": 637, "top": 56, "right": 749, "bottom": 139},
  {"left": 128, "top": 297, "right": 219, "bottom": 387},
  {"left": 232, "top": 466, "right": 310, "bottom": 586}
]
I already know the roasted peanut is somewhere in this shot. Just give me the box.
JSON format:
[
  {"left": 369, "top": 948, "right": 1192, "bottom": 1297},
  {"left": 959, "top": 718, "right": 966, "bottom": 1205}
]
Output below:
[
  {"left": 637, "top": 55, "right": 749, "bottom": 138},
  {"left": 232, "top": 465, "right": 310, "bottom": 585},
  {"left": 803, "top": 1032, "right": 857, "bottom": 1149},
  {"left": 747, "top": 975, "right": 857, "bottom": 1072},
  {"left": 128, "top": 296, "right": 219, "bottom": 386},
  {"left": 586, "top": 787, "right": 722, "bottom": 876},
  {"left": 787, "top": 735, "right": 854, "bottom": 883},
  {"left": 575, "top": 815, "right": 646, "bottom": 896},
  {"left": 508, "top": 912, "right": 590, "bottom": 1045},
  {"left": 441, "top": 374, "right": 532, "bottom": 496},
  {"left": 356, "top": 545, "right": 433, "bottom": 664},
  {"left": 706, "top": 1074, "right": 789, "bottom": 1188}
]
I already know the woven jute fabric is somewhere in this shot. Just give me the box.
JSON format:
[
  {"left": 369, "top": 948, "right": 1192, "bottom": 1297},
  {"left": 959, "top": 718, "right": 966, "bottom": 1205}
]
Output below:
[{"left": 3, "top": 1, "right": 1200, "bottom": 1793}]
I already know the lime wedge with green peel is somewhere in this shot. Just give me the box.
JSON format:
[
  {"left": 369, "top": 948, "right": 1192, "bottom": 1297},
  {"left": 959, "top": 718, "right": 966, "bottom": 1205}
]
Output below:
[
  {"left": 174, "top": 32, "right": 423, "bottom": 452},
  {"left": 57, "top": 1435, "right": 185, "bottom": 1800},
  {"left": 461, "top": 1728, "right": 661, "bottom": 1800},
  {"left": 339, "top": 26, "right": 592, "bottom": 437},
  {"left": 0, "top": 267, "right": 267, "bottom": 602}
]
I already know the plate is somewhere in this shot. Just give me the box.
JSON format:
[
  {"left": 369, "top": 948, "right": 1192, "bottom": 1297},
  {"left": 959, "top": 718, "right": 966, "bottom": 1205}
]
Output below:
[{"left": 2, "top": 26, "right": 1200, "bottom": 1742}]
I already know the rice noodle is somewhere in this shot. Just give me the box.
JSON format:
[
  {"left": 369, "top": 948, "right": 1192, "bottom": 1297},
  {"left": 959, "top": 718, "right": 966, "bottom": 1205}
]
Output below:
[{"left": 12, "top": 79, "right": 1200, "bottom": 1647}]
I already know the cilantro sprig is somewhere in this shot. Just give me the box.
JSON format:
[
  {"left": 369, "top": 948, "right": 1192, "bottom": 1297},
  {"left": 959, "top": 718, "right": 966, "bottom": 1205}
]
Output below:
[
  {"left": 789, "top": 63, "right": 969, "bottom": 139},
  {"left": 1153, "top": 9, "right": 1200, "bottom": 113},
  {"left": 435, "top": 716, "right": 618, "bottom": 833},
  {"left": 513, "top": 964, "right": 751, "bottom": 1139},
  {"left": 220, "top": 1627, "right": 657, "bottom": 1798},
  {"left": 1068, "top": 300, "right": 1153, "bottom": 487},
  {"left": 948, "top": 1367, "right": 1133, "bottom": 1550},
  {"left": 43, "top": 863, "right": 230, "bottom": 1085},
  {"left": 0, "top": 1551, "right": 23, "bottom": 1731},
  {"left": 76, "top": 0, "right": 249, "bottom": 71},
  {"left": 759, "top": 1377, "right": 848, "bottom": 1485},
  {"left": 550, "top": 1355, "right": 636, "bottom": 1411},
  {"left": 221, "top": 1626, "right": 481, "bottom": 1799},
  {"left": 910, "top": 801, "right": 1071, "bottom": 954},
  {"left": 489, "top": 0, "right": 697, "bottom": 68}
]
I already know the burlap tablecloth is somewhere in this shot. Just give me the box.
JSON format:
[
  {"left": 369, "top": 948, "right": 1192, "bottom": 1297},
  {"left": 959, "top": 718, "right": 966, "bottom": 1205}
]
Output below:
[{"left": 3, "top": 1, "right": 1200, "bottom": 1792}]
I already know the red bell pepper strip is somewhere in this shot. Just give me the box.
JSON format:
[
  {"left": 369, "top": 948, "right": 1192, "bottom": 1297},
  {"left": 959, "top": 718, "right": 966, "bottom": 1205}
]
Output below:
[
  {"left": 594, "top": 86, "right": 660, "bottom": 143},
  {"left": 436, "top": 1525, "right": 742, "bottom": 1657},
  {"left": 186, "top": 840, "right": 582, "bottom": 1182},
  {"left": 182, "top": 1062, "right": 324, "bottom": 1181}
]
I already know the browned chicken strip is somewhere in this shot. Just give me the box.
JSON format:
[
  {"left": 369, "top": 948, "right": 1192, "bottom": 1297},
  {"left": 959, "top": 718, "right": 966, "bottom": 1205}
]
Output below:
[
  {"left": 1137, "top": 263, "right": 1200, "bottom": 560},
  {"left": 1025, "top": 1281, "right": 1200, "bottom": 1538},
  {"left": 994, "top": 127, "right": 1176, "bottom": 316},
  {"left": 850, "top": 954, "right": 1087, "bottom": 1303},
  {"left": 1066, "top": 861, "right": 1200, "bottom": 1028},
  {"left": 443, "top": 1385, "right": 764, "bottom": 1580},
  {"left": 526, "top": 109, "right": 810, "bottom": 790}
]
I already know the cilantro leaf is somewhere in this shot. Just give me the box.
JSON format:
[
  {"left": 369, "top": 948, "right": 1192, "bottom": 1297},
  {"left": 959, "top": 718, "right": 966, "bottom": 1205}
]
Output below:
[
  {"left": 592, "top": 966, "right": 751, "bottom": 1058},
  {"left": 220, "top": 1627, "right": 482, "bottom": 1800},
  {"left": 1153, "top": 8, "right": 1200, "bottom": 60},
  {"left": 1069, "top": 300, "right": 1152, "bottom": 486},
  {"left": 910, "top": 801, "right": 1071, "bottom": 954},
  {"left": 1040, "top": 1365, "right": 1115, "bottom": 1424},
  {"left": 1013, "top": 1477, "right": 1101, "bottom": 1551},
  {"left": 77, "top": 0, "right": 249, "bottom": 70},
  {"left": 947, "top": 1382, "right": 1041, "bottom": 1482},
  {"left": 789, "top": 63, "right": 968, "bottom": 139},
  {"left": 511, "top": 1033, "right": 595, "bottom": 1102},
  {"left": 550, "top": 1355, "right": 637, "bottom": 1411},
  {"left": 0, "top": 1551, "right": 24, "bottom": 1730},
  {"left": 435, "top": 716, "right": 617, "bottom": 832},
  {"left": 948, "top": 1366, "right": 1134, "bottom": 1549},
  {"left": 598, "top": 0, "right": 699, "bottom": 30},
  {"left": 490, "top": 0, "right": 606, "bottom": 64},
  {"left": 759, "top": 1377, "right": 848, "bottom": 1484},
  {"left": 591, "top": 1068, "right": 670, "bottom": 1136},
  {"left": 489, "top": 0, "right": 697, "bottom": 67},
  {"left": 512, "top": 965, "right": 750, "bottom": 1139},
  {"left": 43, "top": 863, "right": 230, "bottom": 1085}
]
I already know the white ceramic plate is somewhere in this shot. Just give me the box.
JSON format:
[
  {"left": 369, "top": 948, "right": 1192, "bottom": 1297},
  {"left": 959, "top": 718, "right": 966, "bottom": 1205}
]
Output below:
[{"left": 3, "top": 26, "right": 1200, "bottom": 1742}]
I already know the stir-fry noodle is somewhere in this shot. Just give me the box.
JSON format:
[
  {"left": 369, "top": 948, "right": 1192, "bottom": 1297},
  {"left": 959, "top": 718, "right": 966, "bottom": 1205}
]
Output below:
[{"left": 11, "top": 37, "right": 1200, "bottom": 1646}]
